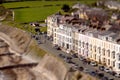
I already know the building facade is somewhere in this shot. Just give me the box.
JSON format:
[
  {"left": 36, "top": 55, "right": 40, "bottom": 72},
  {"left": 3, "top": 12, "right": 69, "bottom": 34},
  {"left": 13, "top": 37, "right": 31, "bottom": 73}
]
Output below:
[{"left": 46, "top": 13, "right": 120, "bottom": 74}]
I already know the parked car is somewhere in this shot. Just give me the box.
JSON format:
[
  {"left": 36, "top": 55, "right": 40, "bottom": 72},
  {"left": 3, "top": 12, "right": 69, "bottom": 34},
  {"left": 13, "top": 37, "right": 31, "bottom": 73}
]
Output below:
[
  {"left": 109, "top": 71, "right": 116, "bottom": 76},
  {"left": 66, "top": 56, "right": 72, "bottom": 60},
  {"left": 101, "top": 76, "right": 109, "bottom": 80},
  {"left": 71, "top": 54, "right": 78, "bottom": 58},
  {"left": 115, "top": 73, "right": 120, "bottom": 78},
  {"left": 66, "top": 50, "right": 70, "bottom": 53},
  {"left": 79, "top": 56, "right": 85, "bottom": 61},
  {"left": 97, "top": 72, "right": 104, "bottom": 78},
  {"left": 58, "top": 54, "right": 65, "bottom": 58},
  {"left": 109, "top": 78, "right": 114, "bottom": 80},
  {"left": 104, "top": 67, "right": 112, "bottom": 73},
  {"left": 54, "top": 45, "right": 61, "bottom": 50},
  {"left": 89, "top": 71, "right": 97, "bottom": 76},
  {"left": 78, "top": 66, "right": 84, "bottom": 71},
  {"left": 86, "top": 60, "right": 91, "bottom": 64},
  {"left": 90, "top": 61, "right": 97, "bottom": 66},
  {"left": 69, "top": 60, "right": 76, "bottom": 64},
  {"left": 37, "top": 40, "right": 42, "bottom": 44},
  {"left": 83, "top": 68, "right": 90, "bottom": 73},
  {"left": 99, "top": 66, "right": 105, "bottom": 71}
]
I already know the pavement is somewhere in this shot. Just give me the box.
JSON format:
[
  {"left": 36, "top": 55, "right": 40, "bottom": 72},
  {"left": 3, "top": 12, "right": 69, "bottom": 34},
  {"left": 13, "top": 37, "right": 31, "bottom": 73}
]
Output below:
[{"left": 36, "top": 33, "right": 120, "bottom": 80}]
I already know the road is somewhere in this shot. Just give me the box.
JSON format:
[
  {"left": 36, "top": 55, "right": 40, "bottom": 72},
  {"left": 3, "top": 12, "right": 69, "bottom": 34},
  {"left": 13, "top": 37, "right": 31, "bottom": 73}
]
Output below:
[{"left": 36, "top": 34, "right": 120, "bottom": 80}]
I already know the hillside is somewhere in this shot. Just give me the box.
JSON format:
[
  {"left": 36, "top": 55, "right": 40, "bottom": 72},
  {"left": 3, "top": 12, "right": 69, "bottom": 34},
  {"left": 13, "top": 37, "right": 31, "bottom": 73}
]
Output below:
[{"left": 0, "top": 24, "right": 46, "bottom": 56}]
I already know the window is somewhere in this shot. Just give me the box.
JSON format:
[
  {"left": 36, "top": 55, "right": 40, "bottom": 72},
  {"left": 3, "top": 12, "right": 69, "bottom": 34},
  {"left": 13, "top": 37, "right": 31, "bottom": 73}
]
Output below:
[
  {"left": 62, "top": 42, "right": 64, "bottom": 47},
  {"left": 98, "top": 47, "right": 101, "bottom": 54},
  {"left": 102, "top": 49, "right": 105, "bottom": 56},
  {"left": 103, "top": 58, "right": 105, "bottom": 63},
  {"left": 119, "top": 63, "right": 120, "bottom": 69},
  {"left": 82, "top": 42, "right": 84, "bottom": 48},
  {"left": 79, "top": 41, "right": 81, "bottom": 46},
  {"left": 86, "top": 43, "right": 88, "bottom": 49},
  {"left": 119, "top": 55, "right": 120, "bottom": 61},
  {"left": 73, "top": 39, "right": 75, "bottom": 44},
  {"left": 113, "top": 61, "right": 115, "bottom": 67},
  {"left": 112, "top": 51, "right": 115, "bottom": 59},
  {"left": 107, "top": 50, "right": 110, "bottom": 57},
  {"left": 79, "top": 48, "right": 81, "bottom": 53},
  {"left": 94, "top": 46, "right": 96, "bottom": 52},
  {"left": 108, "top": 59, "right": 110, "bottom": 65},
  {"left": 95, "top": 54, "right": 96, "bottom": 60},
  {"left": 106, "top": 37, "right": 108, "bottom": 41},
  {"left": 70, "top": 39, "right": 72, "bottom": 43},
  {"left": 54, "top": 33, "right": 56, "bottom": 37},
  {"left": 67, "top": 44, "right": 69, "bottom": 49},
  {"left": 90, "top": 44, "right": 92, "bottom": 51},
  {"left": 76, "top": 40, "right": 78, "bottom": 45}
]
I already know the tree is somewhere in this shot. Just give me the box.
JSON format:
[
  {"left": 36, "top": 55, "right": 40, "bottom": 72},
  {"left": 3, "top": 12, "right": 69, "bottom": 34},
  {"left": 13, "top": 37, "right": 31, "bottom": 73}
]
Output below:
[
  {"left": 61, "top": 4, "right": 70, "bottom": 12},
  {"left": 0, "top": 0, "right": 3, "bottom": 4}
]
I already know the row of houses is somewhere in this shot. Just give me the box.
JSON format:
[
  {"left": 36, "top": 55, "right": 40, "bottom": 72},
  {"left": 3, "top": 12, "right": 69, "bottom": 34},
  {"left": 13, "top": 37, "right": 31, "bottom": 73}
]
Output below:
[
  {"left": 46, "top": 3, "right": 120, "bottom": 74},
  {"left": 97, "top": 0, "right": 120, "bottom": 10}
]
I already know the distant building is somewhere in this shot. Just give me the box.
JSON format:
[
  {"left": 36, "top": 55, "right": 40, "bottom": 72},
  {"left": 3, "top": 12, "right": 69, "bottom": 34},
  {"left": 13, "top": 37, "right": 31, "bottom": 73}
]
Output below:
[
  {"left": 104, "top": 0, "right": 120, "bottom": 10},
  {"left": 72, "top": 3, "right": 89, "bottom": 10},
  {"left": 72, "top": 7, "right": 109, "bottom": 24}
]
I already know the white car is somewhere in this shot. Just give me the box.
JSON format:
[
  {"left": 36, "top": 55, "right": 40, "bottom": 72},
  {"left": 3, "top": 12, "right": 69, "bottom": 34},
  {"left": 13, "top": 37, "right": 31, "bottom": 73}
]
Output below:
[
  {"left": 90, "top": 61, "right": 97, "bottom": 66},
  {"left": 83, "top": 68, "right": 89, "bottom": 73},
  {"left": 115, "top": 73, "right": 120, "bottom": 78},
  {"left": 66, "top": 50, "right": 70, "bottom": 53},
  {"left": 104, "top": 67, "right": 112, "bottom": 73}
]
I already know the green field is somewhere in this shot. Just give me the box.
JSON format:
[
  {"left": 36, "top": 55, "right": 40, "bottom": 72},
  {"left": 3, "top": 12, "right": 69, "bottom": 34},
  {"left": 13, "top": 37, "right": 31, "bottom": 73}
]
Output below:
[{"left": 3, "top": 1, "right": 97, "bottom": 23}]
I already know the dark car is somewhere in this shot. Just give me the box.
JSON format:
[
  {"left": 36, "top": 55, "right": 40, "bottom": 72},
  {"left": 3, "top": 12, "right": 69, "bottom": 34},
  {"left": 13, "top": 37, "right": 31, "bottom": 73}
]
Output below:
[
  {"left": 58, "top": 54, "right": 65, "bottom": 58},
  {"left": 69, "top": 60, "right": 75, "bottom": 64},
  {"left": 109, "top": 71, "right": 116, "bottom": 76},
  {"left": 101, "top": 76, "right": 109, "bottom": 80},
  {"left": 66, "top": 59, "right": 73, "bottom": 63},
  {"left": 89, "top": 71, "right": 97, "bottom": 76},
  {"left": 97, "top": 72, "right": 104, "bottom": 78},
  {"left": 78, "top": 66, "right": 84, "bottom": 71},
  {"left": 66, "top": 56, "right": 72, "bottom": 60},
  {"left": 54, "top": 45, "right": 61, "bottom": 50},
  {"left": 56, "top": 46, "right": 61, "bottom": 50}
]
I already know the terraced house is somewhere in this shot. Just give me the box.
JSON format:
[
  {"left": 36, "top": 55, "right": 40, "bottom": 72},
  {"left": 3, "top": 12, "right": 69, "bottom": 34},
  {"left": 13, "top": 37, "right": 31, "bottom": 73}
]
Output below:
[{"left": 46, "top": 4, "right": 120, "bottom": 74}]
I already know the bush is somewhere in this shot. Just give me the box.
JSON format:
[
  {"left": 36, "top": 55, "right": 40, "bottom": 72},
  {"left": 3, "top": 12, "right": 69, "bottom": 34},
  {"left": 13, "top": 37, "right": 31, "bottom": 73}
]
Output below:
[{"left": 61, "top": 4, "right": 70, "bottom": 12}]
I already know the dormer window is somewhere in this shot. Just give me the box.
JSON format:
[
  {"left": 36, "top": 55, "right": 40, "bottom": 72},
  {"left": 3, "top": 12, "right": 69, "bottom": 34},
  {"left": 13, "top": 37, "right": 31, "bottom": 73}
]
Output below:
[
  {"left": 108, "top": 37, "right": 112, "bottom": 41},
  {"left": 78, "top": 29, "right": 81, "bottom": 32},
  {"left": 97, "top": 27, "right": 101, "bottom": 30},
  {"left": 106, "top": 37, "right": 108, "bottom": 41},
  {"left": 117, "top": 39, "right": 120, "bottom": 43},
  {"left": 101, "top": 27, "right": 106, "bottom": 31}
]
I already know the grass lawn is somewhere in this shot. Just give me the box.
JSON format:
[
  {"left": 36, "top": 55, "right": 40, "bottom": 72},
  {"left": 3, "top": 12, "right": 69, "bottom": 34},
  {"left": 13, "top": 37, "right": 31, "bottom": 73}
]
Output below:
[
  {"left": 14, "top": 6, "right": 60, "bottom": 23},
  {"left": 40, "top": 26, "right": 47, "bottom": 32},
  {"left": 3, "top": 0, "right": 97, "bottom": 23}
]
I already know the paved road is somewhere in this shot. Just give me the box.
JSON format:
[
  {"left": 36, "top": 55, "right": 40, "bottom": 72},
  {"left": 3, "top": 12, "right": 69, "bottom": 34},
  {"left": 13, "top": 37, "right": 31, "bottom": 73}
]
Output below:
[{"left": 36, "top": 34, "right": 119, "bottom": 80}]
